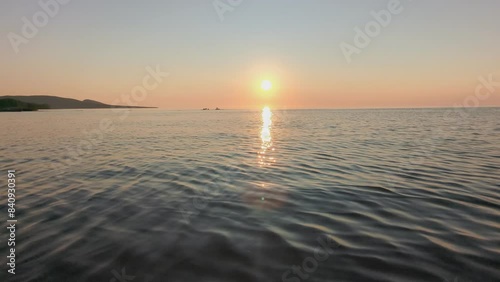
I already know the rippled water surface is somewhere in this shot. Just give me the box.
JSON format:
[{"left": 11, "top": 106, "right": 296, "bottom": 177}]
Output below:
[{"left": 1, "top": 108, "right": 499, "bottom": 282}]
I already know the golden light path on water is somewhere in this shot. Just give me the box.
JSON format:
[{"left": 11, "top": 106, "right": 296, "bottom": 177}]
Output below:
[
  {"left": 246, "top": 105, "right": 286, "bottom": 211},
  {"left": 258, "top": 106, "right": 275, "bottom": 167}
]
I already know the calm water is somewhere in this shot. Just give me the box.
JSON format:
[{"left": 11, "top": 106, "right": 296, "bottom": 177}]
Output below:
[{"left": 0, "top": 108, "right": 499, "bottom": 282}]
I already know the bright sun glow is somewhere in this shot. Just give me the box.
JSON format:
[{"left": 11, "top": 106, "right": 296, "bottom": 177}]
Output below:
[{"left": 261, "top": 80, "right": 272, "bottom": 91}]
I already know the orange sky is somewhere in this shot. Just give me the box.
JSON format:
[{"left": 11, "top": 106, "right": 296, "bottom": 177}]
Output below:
[{"left": 1, "top": 1, "right": 499, "bottom": 109}]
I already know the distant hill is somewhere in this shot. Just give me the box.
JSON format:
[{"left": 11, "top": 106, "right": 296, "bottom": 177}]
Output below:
[
  {"left": 0, "top": 95, "right": 156, "bottom": 109},
  {"left": 0, "top": 98, "right": 49, "bottom": 111}
]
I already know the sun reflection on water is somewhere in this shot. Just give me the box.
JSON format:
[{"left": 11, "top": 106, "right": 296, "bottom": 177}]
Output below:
[
  {"left": 243, "top": 105, "right": 287, "bottom": 211},
  {"left": 258, "top": 106, "right": 275, "bottom": 166}
]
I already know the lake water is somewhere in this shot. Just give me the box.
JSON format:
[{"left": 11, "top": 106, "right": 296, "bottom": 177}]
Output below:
[{"left": 0, "top": 108, "right": 499, "bottom": 282}]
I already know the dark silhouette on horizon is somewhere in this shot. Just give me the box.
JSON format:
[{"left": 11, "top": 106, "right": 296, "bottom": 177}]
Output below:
[{"left": 0, "top": 95, "right": 156, "bottom": 110}]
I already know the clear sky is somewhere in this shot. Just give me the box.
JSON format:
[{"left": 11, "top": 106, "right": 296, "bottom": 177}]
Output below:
[{"left": 1, "top": 0, "right": 499, "bottom": 109}]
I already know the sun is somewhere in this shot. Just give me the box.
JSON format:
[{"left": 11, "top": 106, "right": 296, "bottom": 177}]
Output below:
[{"left": 261, "top": 80, "right": 272, "bottom": 91}]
